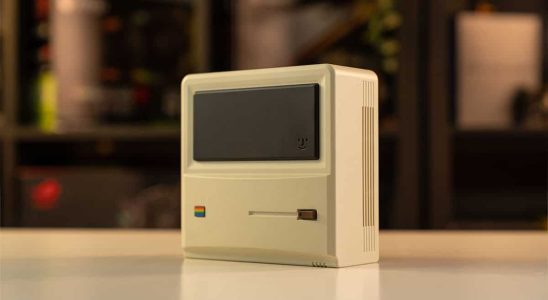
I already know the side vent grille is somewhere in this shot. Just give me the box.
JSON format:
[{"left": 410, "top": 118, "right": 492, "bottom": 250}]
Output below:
[
  {"left": 363, "top": 81, "right": 376, "bottom": 253},
  {"left": 311, "top": 261, "right": 327, "bottom": 268}
]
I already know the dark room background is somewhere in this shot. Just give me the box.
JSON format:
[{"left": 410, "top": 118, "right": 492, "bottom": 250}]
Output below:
[{"left": 1, "top": 0, "right": 547, "bottom": 230}]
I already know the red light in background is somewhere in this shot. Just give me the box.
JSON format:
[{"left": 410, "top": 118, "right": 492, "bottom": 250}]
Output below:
[
  {"left": 35, "top": 0, "right": 49, "bottom": 20},
  {"left": 134, "top": 86, "right": 151, "bottom": 105},
  {"left": 32, "top": 179, "right": 62, "bottom": 210}
]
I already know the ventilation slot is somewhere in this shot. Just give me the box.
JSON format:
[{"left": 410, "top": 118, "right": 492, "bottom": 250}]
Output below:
[
  {"left": 363, "top": 81, "right": 376, "bottom": 253},
  {"left": 311, "top": 261, "right": 327, "bottom": 268}
]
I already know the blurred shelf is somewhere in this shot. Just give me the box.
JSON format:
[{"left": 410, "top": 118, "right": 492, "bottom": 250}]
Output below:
[
  {"left": 13, "top": 126, "right": 181, "bottom": 142},
  {"left": 453, "top": 128, "right": 548, "bottom": 153},
  {"left": 454, "top": 128, "right": 548, "bottom": 139},
  {"left": 11, "top": 126, "right": 396, "bottom": 141},
  {"left": 447, "top": 219, "right": 546, "bottom": 230},
  {"left": 380, "top": 127, "right": 398, "bottom": 140}
]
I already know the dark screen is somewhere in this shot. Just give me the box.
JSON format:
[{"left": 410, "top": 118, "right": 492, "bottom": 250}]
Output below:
[{"left": 193, "top": 84, "right": 319, "bottom": 161}]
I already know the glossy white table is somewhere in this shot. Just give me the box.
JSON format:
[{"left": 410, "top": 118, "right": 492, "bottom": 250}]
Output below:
[{"left": 1, "top": 230, "right": 547, "bottom": 300}]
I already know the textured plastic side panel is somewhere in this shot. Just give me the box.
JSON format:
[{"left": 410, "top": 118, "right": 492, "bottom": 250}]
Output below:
[{"left": 332, "top": 65, "right": 379, "bottom": 266}]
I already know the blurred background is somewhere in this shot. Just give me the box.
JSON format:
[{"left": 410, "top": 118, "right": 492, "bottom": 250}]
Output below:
[{"left": 0, "top": 0, "right": 546, "bottom": 230}]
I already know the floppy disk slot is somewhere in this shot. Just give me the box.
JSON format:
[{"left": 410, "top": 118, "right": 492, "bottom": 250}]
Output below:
[
  {"left": 249, "top": 211, "right": 296, "bottom": 218},
  {"left": 249, "top": 209, "right": 317, "bottom": 220}
]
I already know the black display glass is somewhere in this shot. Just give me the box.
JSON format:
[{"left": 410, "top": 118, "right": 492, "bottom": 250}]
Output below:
[{"left": 193, "top": 84, "right": 319, "bottom": 161}]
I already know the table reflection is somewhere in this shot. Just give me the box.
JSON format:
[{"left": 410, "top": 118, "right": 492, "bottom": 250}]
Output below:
[{"left": 180, "top": 259, "right": 380, "bottom": 300}]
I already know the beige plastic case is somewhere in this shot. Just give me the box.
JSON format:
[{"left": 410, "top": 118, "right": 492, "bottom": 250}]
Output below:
[{"left": 181, "top": 64, "right": 378, "bottom": 267}]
